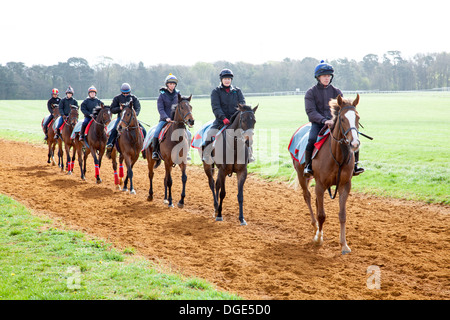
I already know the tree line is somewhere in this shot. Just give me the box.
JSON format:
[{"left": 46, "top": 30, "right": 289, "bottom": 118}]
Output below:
[{"left": 0, "top": 51, "right": 448, "bottom": 100}]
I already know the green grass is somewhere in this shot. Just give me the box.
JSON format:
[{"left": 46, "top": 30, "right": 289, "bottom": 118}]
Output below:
[
  {"left": 0, "top": 92, "right": 449, "bottom": 204},
  {"left": 0, "top": 194, "right": 240, "bottom": 300}
]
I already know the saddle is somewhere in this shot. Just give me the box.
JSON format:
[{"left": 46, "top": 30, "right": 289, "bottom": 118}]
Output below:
[
  {"left": 288, "top": 123, "right": 330, "bottom": 164},
  {"left": 141, "top": 122, "right": 171, "bottom": 152}
]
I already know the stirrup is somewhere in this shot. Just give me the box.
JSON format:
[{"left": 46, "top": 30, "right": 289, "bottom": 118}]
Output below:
[
  {"left": 353, "top": 165, "right": 365, "bottom": 176},
  {"left": 303, "top": 164, "right": 313, "bottom": 177}
]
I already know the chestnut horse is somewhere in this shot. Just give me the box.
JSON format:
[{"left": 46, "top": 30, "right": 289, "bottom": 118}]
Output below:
[
  {"left": 58, "top": 105, "right": 79, "bottom": 175},
  {"left": 145, "top": 94, "right": 194, "bottom": 207},
  {"left": 203, "top": 104, "right": 258, "bottom": 225},
  {"left": 43, "top": 104, "right": 62, "bottom": 167},
  {"left": 293, "top": 94, "right": 361, "bottom": 254},
  {"left": 82, "top": 104, "right": 112, "bottom": 183},
  {"left": 111, "top": 101, "right": 143, "bottom": 194}
]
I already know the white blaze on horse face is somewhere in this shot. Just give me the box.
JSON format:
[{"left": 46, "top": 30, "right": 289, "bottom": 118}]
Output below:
[{"left": 345, "top": 110, "right": 360, "bottom": 150}]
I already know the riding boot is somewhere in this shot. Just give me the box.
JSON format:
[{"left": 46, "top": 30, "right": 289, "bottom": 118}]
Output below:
[
  {"left": 151, "top": 137, "right": 160, "bottom": 160},
  {"left": 353, "top": 151, "right": 365, "bottom": 176},
  {"left": 303, "top": 150, "right": 314, "bottom": 178},
  {"left": 79, "top": 124, "right": 86, "bottom": 142},
  {"left": 54, "top": 129, "right": 61, "bottom": 140},
  {"left": 44, "top": 127, "right": 48, "bottom": 141}
]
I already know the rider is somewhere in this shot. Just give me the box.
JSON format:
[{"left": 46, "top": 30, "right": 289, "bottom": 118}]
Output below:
[
  {"left": 43, "top": 88, "right": 61, "bottom": 140},
  {"left": 203, "top": 68, "right": 254, "bottom": 163},
  {"left": 79, "top": 86, "right": 103, "bottom": 142},
  {"left": 303, "top": 60, "right": 364, "bottom": 177},
  {"left": 151, "top": 74, "right": 180, "bottom": 160},
  {"left": 106, "top": 83, "right": 146, "bottom": 157},
  {"left": 55, "top": 86, "right": 78, "bottom": 139}
]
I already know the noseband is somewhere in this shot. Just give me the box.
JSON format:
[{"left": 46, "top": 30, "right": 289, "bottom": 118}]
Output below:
[
  {"left": 331, "top": 106, "right": 359, "bottom": 145},
  {"left": 173, "top": 100, "right": 193, "bottom": 126}
]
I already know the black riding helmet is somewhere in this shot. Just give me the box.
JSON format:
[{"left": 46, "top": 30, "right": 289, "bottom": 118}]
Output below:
[{"left": 219, "top": 68, "right": 234, "bottom": 80}]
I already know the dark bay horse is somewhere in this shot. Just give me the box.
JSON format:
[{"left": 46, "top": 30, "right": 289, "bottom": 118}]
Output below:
[
  {"left": 146, "top": 94, "right": 194, "bottom": 207},
  {"left": 82, "top": 104, "right": 112, "bottom": 183},
  {"left": 111, "top": 101, "right": 143, "bottom": 194},
  {"left": 203, "top": 104, "right": 258, "bottom": 225},
  {"left": 44, "top": 104, "right": 62, "bottom": 167},
  {"left": 59, "top": 105, "right": 79, "bottom": 175},
  {"left": 293, "top": 94, "right": 361, "bottom": 254}
]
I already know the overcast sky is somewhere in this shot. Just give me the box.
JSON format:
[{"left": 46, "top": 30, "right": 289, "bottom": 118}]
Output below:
[{"left": 2, "top": 0, "right": 447, "bottom": 67}]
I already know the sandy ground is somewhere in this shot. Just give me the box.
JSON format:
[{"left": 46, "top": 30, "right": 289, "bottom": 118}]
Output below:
[{"left": 0, "top": 139, "right": 448, "bottom": 300}]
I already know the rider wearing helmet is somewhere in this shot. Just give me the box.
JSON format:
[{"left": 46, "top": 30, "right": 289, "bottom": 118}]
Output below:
[
  {"left": 106, "top": 83, "right": 146, "bottom": 157},
  {"left": 151, "top": 74, "right": 179, "bottom": 160},
  {"left": 43, "top": 88, "right": 61, "bottom": 140},
  {"left": 79, "top": 86, "right": 103, "bottom": 142},
  {"left": 55, "top": 86, "right": 78, "bottom": 139},
  {"left": 303, "top": 60, "right": 364, "bottom": 177}
]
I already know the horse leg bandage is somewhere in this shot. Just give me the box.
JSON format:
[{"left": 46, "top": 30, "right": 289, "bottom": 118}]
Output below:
[
  {"left": 119, "top": 164, "right": 124, "bottom": 178},
  {"left": 95, "top": 164, "right": 100, "bottom": 177},
  {"left": 114, "top": 171, "right": 119, "bottom": 185}
]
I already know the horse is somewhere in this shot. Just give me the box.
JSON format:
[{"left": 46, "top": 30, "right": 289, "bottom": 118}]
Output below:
[
  {"left": 293, "top": 94, "right": 361, "bottom": 254},
  {"left": 43, "top": 104, "right": 63, "bottom": 167},
  {"left": 58, "top": 105, "right": 79, "bottom": 175},
  {"left": 82, "top": 104, "right": 112, "bottom": 183},
  {"left": 110, "top": 101, "right": 144, "bottom": 194},
  {"left": 203, "top": 103, "right": 258, "bottom": 225},
  {"left": 145, "top": 94, "right": 194, "bottom": 207}
]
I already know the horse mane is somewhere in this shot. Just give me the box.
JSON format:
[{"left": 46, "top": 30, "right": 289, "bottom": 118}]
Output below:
[{"left": 92, "top": 106, "right": 102, "bottom": 119}]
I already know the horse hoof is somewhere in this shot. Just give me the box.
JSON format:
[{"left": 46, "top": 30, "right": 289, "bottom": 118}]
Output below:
[
  {"left": 168, "top": 204, "right": 175, "bottom": 208},
  {"left": 147, "top": 195, "right": 153, "bottom": 201},
  {"left": 163, "top": 199, "right": 169, "bottom": 204},
  {"left": 130, "top": 190, "right": 136, "bottom": 195},
  {"left": 96, "top": 179, "right": 102, "bottom": 184},
  {"left": 122, "top": 188, "right": 128, "bottom": 193},
  {"left": 240, "top": 219, "right": 247, "bottom": 226},
  {"left": 67, "top": 171, "right": 72, "bottom": 175},
  {"left": 215, "top": 217, "right": 223, "bottom": 222},
  {"left": 177, "top": 202, "right": 184, "bottom": 209},
  {"left": 341, "top": 245, "right": 352, "bottom": 255}
]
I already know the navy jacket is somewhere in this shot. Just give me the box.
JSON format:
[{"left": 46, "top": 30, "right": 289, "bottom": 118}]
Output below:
[
  {"left": 47, "top": 97, "right": 61, "bottom": 113},
  {"left": 58, "top": 97, "right": 78, "bottom": 117},
  {"left": 211, "top": 84, "right": 245, "bottom": 128},
  {"left": 81, "top": 97, "right": 104, "bottom": 118},
  {"left": 157, "top": 87, "right": 179, "bottom": 121},
  {"left": 110, "top": 93, "right": 141, "bottom": 117},
  {"left": 305, "top": 83, "right": 343, "bottom": 124}
]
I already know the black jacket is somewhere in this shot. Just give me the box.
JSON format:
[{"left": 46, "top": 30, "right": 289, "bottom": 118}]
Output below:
[
  {"left": 58, "top": 97, "right": 78, "bottom": 117},
  {"left": 47, "top": 97, "right": 61, "bottom": 113},
  {"left": 305, "top": 83, "right": 343, "bottom": 124},
  {"left": 211, "top": 84, "right": 245, "bottom": 128},
  {"left": 81, "top": 97, "right": 104, "bottom": 118},
  {"left": 110, "top": 94, "right": 141, "bottom": 117}
]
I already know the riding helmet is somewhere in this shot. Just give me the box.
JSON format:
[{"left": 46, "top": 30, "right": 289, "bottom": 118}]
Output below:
[
  {"left": 121, "top": 83, "right": 131, "bottom": 93},
  {"left": 51, "top": 88, "right": 59, "bottom": 95},
  {"left": 65, "top": 86, "right": 74, "bottom": 94},
  {"left": 88, "top": 86, "right": 97, "bottom": 94},
  {"left": 219, "top": 68, "right": 234, "bottom": 80},
  {"left": 314, "top": 60, "right": 334, "bottom": 79},
  {"left": 165, "top": 73, "right": 178, "bottom": 86}
]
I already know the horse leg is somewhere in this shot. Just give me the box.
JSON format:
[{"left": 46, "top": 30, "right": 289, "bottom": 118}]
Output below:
[
  {"left": 164, "top": 162, "right": 174, "bottom": 207},
  {"left": 48, "top": 142, "right": 53, "bottom": 164},
  {"left": 120, "top": 154, "right": 128, "bottom": 192},
  {"left": 236, "top": 168, "right": 248, "bottom": 226},
  {"left": 65, "top": 144, "right": 71, "bottom": 175},
  {"left": 296, "top": 162, "right": 317, "bottom": 233},
  {"left": 58, "top": 140, "right": 64, "bottom": 171},
  {"left": 147, "top": 156, "right": 155, "bottom": 201},
  {"left": 314, "top": 184, "right": 326, "bottom": 245},
  {"left": 128, "top": 159, "right": 136, "bottom": 195},
  {"left": 77, "top": 144, "right": 85, "bottom": 181},
  {"left": 111, "top": 149, "right": 120, "bottom": 190},
  {"left": 177, "top": 162, "right": 187, "bottom": 208},
  {"left": 215, "top": 169, "right": 226, "bottom": 221},
  {"left": 204, "top": 163, "right": 218, "bottom": 214},
  {"left": 91, "top": 149, "right": 101, "bottom": 184},
  {"left": 339, "top": 181, "right": 352, "bottom": 254}
]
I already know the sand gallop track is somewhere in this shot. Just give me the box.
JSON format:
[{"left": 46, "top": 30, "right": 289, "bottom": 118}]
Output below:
[{"left": 0, "top": 139, "right": 449, "bottom": 299}]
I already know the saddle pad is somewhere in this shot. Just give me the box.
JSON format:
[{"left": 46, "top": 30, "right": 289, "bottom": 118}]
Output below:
[
  {"left": 70, "top": 120, "right": 83, "bottom": 139},
  {"left": 52, "top": 116, "right": 61, "bottom": 131},
  {"left": 142, "top": 126, "right": 156, "bottom": 152},
  {"left": 288, "top": 123, "right": 330, "bottom": 164},
  {"left": 191, "top": 120, "right": 228, "bottom": 150},
  {"left": 106, "top": 118, "right": 118, "bottom": 135}
]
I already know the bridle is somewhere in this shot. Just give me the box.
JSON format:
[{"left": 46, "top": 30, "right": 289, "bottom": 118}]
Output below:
[
  {"left": 118, "top": 106, "right": 139, "bottom": 131},
  {"left": 330, "top": 106, "right": 359, "bottom": 146},
  {"left": 172, "top": 99, "right": 193, "bottom": 127}
]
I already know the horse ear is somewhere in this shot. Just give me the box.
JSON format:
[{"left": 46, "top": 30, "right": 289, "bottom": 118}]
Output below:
[
  {"left": 337, "top": 95, "right": 344, "bottom": 107},
  {"left": 129, "top": 99, "right": 133, "bottom": 108},
  {"left": 178, "top": 93, "right": 182, "bottom": 101},
  {"left": 353, "top": 94, "right": 360, "bottom": 107},
  {"left": 253, "top": 104, "right": 259, "bottom": 113},
  {"left": 188, "top": 94, "right": 192, "bottom": 101},
  {"left": 100, "top": 103, "right": 104, "bottom": 109}
]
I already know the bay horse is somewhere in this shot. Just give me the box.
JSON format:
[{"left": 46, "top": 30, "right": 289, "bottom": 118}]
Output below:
[
  {"left": 146, "top": 94, "right": 194, "bottom": 207},
  {"left": 111, "top": 101, "right": 143, "bottom": 194},
  {"left": 203, "top": 103, "right": 258, "bottom": 225},
  {"left": 44, "top": 104, "right": 62, "bottom": 167},
  {"left": 293, "top": 94, "right": 361, "bottom": 254},
  {"left": 58, "top": 105, "right": 79, "bottom": 175},
  {"left": 82, "top": 104, "right": 112, "bottom": 183}
]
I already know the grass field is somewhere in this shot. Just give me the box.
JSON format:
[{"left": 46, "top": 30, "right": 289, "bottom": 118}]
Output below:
[
  {"left": 0, "top": 194, "right": 240, "bottom": 300},
  {"left": 1, "top": 92, "right": 448, "bottom": 204}
]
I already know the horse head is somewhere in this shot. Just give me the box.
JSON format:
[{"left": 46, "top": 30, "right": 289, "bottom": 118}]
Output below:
[
  {"left": 118, "top": 101, "right": 138, "bottom": 132},
  {"left": 234, "top": 103, "right": 258, "bottom": 144},
  {"left": 94, "top": 103, "right": 112, "bottom": 126},
  {"left": 174, "top": 93, "right": 195, "bottom": 128},
  {"left": 68, "top": 105, "right": 79, "bottom": 126},
  {"left": 52, "top": 104, "right": 60, "bottom": 117},
  {"left": 330, "top": 94, "right": 360, "bottom": 152}
]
